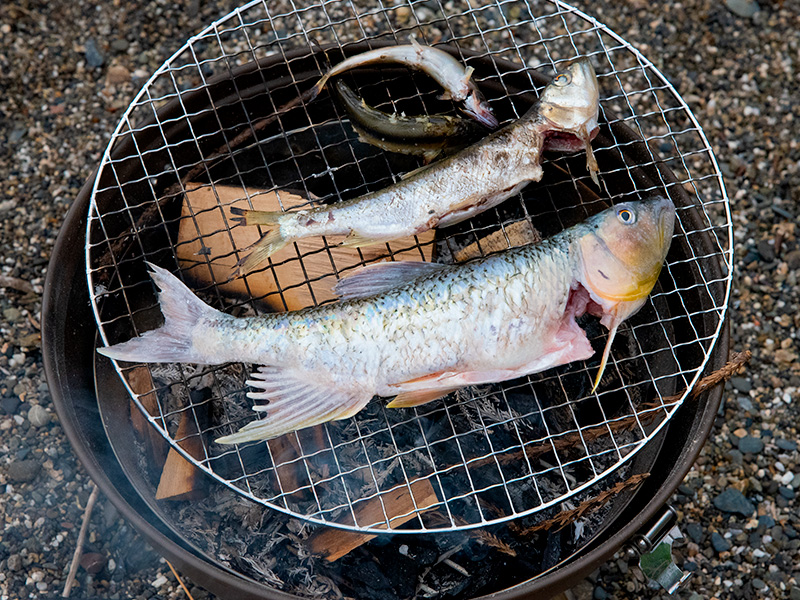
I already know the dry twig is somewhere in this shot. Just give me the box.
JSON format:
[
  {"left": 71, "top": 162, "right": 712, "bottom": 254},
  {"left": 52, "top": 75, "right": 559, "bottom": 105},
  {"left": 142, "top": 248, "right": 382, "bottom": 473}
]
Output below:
[
  {"left": 62, "top": 484, "right": 100, "bottom": 598},
  {"left": 513, "top": 472, "right": 650, "bottom": 537},
  {"left": 166, "top": 560, "right": 196, "bottom": 600}
]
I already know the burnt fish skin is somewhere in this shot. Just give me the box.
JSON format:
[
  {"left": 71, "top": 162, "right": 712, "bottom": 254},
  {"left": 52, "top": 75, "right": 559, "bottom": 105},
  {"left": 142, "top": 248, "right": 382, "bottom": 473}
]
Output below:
[
  {"left": 99, "top": 197, "right": 675, "bottom": 444},
  {"left": 232, "top": 58, "right": 600, "bottom": 275}
]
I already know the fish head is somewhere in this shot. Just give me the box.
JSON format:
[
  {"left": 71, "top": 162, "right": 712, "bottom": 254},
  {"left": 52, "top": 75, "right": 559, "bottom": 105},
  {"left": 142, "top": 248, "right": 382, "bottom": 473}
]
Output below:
[
  {"left": 575, "top": 196, "right": 676, "bottom": 390},
  {"left": 462, "top": 88, "right": 499, "bottom": 129},
  {"left": 539, "top": 58, "right": 600, "bottom": 143}
]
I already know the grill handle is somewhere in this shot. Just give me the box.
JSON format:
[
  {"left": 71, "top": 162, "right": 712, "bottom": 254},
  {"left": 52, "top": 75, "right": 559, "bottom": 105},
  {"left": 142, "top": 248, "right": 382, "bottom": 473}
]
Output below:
[{"left": 625, "top": 505, "right": 691, "bottom": 594}]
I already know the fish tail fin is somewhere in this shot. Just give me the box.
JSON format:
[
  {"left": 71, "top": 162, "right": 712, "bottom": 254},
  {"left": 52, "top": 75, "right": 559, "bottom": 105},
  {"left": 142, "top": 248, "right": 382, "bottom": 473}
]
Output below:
[
  {"left": 98, "top": 263, "right": 222, "bottom": 364},
  {"left": 230, "top": 208, "right": 290, "bottom": 275},
  {"left": 234, "top": 229, "right": 290, "bottom": 276},
  {"left": 230, "top": 206, "right": 283, "bottom": 227}
]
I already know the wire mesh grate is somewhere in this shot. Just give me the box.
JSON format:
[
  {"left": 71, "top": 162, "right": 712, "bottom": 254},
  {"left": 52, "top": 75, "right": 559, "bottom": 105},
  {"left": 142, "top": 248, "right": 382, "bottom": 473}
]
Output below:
[{"left": 86, "top": 0, "right": 731, "bottom": 534}]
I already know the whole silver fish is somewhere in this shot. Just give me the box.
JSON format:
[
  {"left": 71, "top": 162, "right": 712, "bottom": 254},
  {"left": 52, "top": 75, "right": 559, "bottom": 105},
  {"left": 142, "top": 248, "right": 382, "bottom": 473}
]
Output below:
[
  {"left": 308, "top": 39, "right": 498, "bottom": 129},
  {"left": 99, "top": 197, "right": 674, "bottom": 444},
  {"left": 232, "top": 58, "right": 600, "bottom": 275}
]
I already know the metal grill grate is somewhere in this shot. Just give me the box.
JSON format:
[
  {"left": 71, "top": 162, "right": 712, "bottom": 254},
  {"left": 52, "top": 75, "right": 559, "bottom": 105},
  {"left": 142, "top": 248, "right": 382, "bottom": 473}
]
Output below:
[{"left": 86, "top": 0, "right": 731, "bottom": 534}]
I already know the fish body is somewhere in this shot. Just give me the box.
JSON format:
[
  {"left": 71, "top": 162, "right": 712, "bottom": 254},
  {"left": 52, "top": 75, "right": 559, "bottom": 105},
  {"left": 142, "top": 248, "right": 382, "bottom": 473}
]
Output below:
[
  {"left": 100, "top": 197, "right": 675, "bottom": 443},
  {"left": 309, "top": 39, "right": 498, "bottom": 129},
  {"left": 233, "top": 59, "right": 600, "bottom": 274},
  {"left": 332, "top": 79, "right": 480, "bottom": 161}
]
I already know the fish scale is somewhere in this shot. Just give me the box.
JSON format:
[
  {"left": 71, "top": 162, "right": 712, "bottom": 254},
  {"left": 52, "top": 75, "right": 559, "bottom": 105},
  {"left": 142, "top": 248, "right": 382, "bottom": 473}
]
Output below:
[{"left": 99, "top": 197, "right": 675, "bottom": 444}]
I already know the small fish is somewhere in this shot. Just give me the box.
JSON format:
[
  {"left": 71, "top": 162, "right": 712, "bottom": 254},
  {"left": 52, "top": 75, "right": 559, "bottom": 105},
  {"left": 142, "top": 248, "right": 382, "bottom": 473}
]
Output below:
[
  {"left": 232, "top": 59, "right": 600, "bottom": 275},
  {"left": 99, "top": 197, "right": 674, "bottom": 444},
  {"left": 332, "top": 79, "right": 481, "bottom": 161},
  {"left": 308, "top": 39, "right": 498, "bottom": 129}
]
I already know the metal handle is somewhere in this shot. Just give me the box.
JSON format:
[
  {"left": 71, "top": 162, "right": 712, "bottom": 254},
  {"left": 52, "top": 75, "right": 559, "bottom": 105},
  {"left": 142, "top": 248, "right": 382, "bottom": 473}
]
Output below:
[{"left": 626, "top": 505, "right": 691, "bottom": 595}]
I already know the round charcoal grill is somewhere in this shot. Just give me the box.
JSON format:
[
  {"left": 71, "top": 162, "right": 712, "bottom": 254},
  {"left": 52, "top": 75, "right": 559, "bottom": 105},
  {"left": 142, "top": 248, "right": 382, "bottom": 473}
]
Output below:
[
  {"left": 42, "top": 1, "right": 733, "bottom": 595},
  {"left": 83, "top": 0, "right": 731, "bottom": 538}
]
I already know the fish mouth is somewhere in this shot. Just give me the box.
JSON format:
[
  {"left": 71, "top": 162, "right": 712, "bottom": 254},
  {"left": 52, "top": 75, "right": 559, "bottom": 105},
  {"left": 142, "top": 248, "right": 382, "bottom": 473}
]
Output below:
[{"left": 463, "top": 92, "right": 499, "bottom": 129}]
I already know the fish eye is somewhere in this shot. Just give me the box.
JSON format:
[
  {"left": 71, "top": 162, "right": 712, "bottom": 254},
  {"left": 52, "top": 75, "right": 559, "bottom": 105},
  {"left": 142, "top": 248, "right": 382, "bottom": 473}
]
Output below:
[
  {"left": 617, "top": 208, "right": 636, "bottom": 224},
  {"left": 553, "top": 72, "right": 571, "bottom": 86}
]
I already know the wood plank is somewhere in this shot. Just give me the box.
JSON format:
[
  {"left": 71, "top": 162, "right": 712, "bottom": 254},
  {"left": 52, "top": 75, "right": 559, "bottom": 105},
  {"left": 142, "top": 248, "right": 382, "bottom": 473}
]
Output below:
[
  {"left": 453, "top": 219, "right": 540, "bottom": 262},
  {"left": 125, "top": 366, "right": 168, "bottom": 467},
  {"left": 155, "top": 411, "right": 208, "bottom": 501},
  {"left": 307, "top": 478, "right": 438, "bottom": 562},
  {"left": 176, "top": 183, "right": 435, "bottom": 311}
]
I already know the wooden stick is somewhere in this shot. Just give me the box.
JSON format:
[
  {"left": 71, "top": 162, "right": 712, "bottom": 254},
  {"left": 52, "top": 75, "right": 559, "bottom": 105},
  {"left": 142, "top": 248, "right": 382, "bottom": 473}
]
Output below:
[
  {"left": 62, "top": 484, "right": 100, "bottom": 597},
  {"left": 125, "top": 366, "right": 168, "bottom": 467},
  {"left": 453, "top": 219, "right": 541, "bottom": 262},
  {"left": 308, "top": 478, "right": 438, "bottom": 561}
]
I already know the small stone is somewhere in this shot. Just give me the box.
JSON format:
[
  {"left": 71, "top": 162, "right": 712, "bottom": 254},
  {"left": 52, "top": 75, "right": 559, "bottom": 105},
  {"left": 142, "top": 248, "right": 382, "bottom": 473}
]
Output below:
[
  {"left": 84, "top": 38, "right": 105, "bottom": 67},
  {"left": 776, "top": 439, "right": 797, "bottom": 452},
  {"left": 7, "top": 459, "right": 41, "bottom": 483},
  {"left": 730, "top": 377, "right": 752, "bottom": 393},
  {"left": 739, "top": 435, "right": 764, "bottom": 454},
  {"left": 685, "top": 522, "right": 704, "bottom": 544},
  {"left": 725, "top": 0, "right": 759, "bottom": 18},
  {"left": 0, "top": 396, "right": 21, "bottom": 415},
  {"left": 733, "top": 428, "right": 748, "bottom": 438},
  {"left": 713, "top": 488, "right": 756, "bottom": 516},
  {"left": 752, "top": 578, "right": 766, "bottom": 590},
  {"left": 110, "top": 38, "right": 130, "bottom": 52},
  {"left": 785, "top": 250, "right": 800, "bottom": 271},
  {"left": 789, "top": 586, "right": 800, "bottom": 600},
  {"left": 757, "top": 239, "right": 775, "bottom": 262},
  {"left": 9, "top": 127, "right": 27, "bottom": 144},
  {"left": 593, "top": 587, "right": 609, "bottom": 600},
  {"left": 106, "top": 65, "right": 131, "bottom": 84},
  {"left": 711, "top": 531, "right": 731, "bottom": 553},
  {"left": 778, "top": 486, "right": 795, "bottom": 500},
  {"left": 80, "top": 552, "right": 107, "bottom": 574},
  {"left": 27, "top": 404, "right": 49, "bottom": 427}
]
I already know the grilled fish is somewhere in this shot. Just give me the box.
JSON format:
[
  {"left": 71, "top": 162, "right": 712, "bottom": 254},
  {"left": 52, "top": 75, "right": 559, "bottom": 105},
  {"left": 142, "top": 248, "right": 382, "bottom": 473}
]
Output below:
[
  {"left": 99, "top": 197, "right": 675, "bottom": 444},
  {"left": 232, "top": 58, "right": 600, "bottom": 275},
  {"left": 308, "top": 39, "right": 498, "bottom": 129},
  {"left": 332, "top": 79, "right": 481, "bottom": 161}
]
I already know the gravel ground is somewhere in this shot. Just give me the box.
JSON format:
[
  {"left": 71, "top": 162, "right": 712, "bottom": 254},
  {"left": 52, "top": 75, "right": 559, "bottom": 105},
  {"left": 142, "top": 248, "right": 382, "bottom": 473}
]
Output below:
[{"left": 1, "top": 0, "right": 798, "bottom": 599}]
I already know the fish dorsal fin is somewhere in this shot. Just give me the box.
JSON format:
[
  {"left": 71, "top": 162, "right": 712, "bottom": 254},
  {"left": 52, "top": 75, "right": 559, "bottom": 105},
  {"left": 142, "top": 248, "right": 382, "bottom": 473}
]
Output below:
[
  {"left": 387, "top": 387, "right": 460, "bottom": 408},
  {"left": 215, "top": 366, "right": 372, "bottom": 444},
  {"left": 333, "top": 261, "right": 445, "bottom": 300}
]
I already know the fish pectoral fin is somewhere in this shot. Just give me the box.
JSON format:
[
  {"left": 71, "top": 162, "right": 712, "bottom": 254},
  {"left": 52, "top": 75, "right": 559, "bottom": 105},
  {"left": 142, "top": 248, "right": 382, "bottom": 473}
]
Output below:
[
  {"left": 215, "top": 366, "right": 373, "bottom": 444},
  {"left": 333, "top": 260, "right": 445, "bottom": 300},
  {"left": 387, "top": 387, "right": 461, "bottom": 408},
  {"left": 462, "top": 65, "right": 475, "bottom": 84}
]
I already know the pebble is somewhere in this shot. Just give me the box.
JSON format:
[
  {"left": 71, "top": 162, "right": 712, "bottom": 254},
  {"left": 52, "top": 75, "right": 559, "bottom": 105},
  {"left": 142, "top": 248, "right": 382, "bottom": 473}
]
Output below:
[
  {"left": 776, "top": 439, "right": 798, "bottom": 452},
  {"left": 711, "top": 532, "right": 731, "bottom": 553},
  {"left": 106, "top": 65, "right": 131, "bottom": 84},
  {"left": 725, "top": 0, "right": 760, "bottom": 18},
  {"left": 27, "top": 404, "right": 49, "bottom": 427},
  {"left": 7, "top": 459, "right": 42, "bottom": 483},
  {"left": 738, "top": 435, "right": 764, "bottom": 454},
  {"left": 730, "top": 377, "right": 752, "bottom": 393},
  {"left": 685, "top": 522, "right": 704, "bottom": 544},
  {"left": 0, "top": 396, "right": 21, "bottom": 415},
  {"left": 84, "top": 38, "right": 105, "bottom": 67},
  {"left": 713, "top": 488, "right": 756, "bottom": 517}
]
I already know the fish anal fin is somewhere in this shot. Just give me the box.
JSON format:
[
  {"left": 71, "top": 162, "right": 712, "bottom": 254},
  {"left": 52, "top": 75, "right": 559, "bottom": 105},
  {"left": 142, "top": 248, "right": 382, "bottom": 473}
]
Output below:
[
  {"left": 340, "top": 230, "right": 383, "bottom": 249},
  {"left": 333, "top": 260, "right": 444, "bottom": 300},
  {"left": 387, "top": 387, "right": 460, "bottom": 408},
  {"left": 215, "top": 366, "right": 372, "bottom": 443}
]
